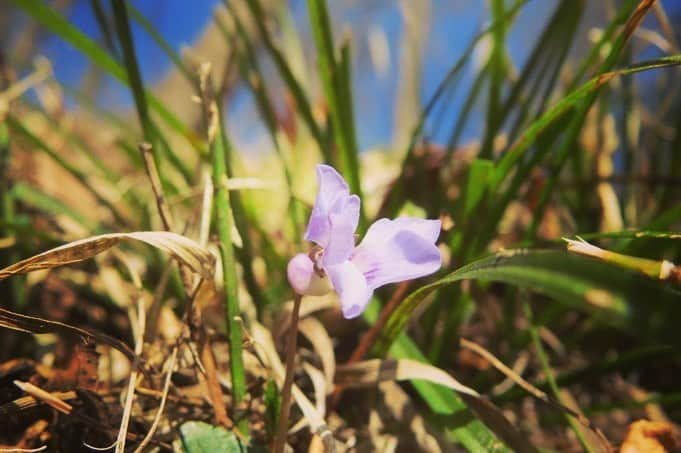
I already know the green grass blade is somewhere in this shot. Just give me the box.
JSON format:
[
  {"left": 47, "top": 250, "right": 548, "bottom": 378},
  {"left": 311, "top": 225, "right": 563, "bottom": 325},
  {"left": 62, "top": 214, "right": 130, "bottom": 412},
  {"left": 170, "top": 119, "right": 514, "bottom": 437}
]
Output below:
[
  {"left": 378, "top": 0, "right": 528, "bottom": 219},
  {"left": 7, "top": 115, "right": 128, "bottom": 227},
  {"left": 127, "top": 2, "right": 197, "bottom": 88},
  {"left": 460, "top": 55, "right": 681, "bottom": 256},
  {"left": 479, "top": 0, "right": 510, "bottom": 160},
  {"left": 525, "top": 0, "right": 654, "bottom": 238},
  {"left": 243, "top": 0, "right": 329, "bottom": 162},
  {"left": 89, "top": 0, "right": 120, "bottom": 57},
  {"left": 11, "top": 0, "right": 202, "bottom": 152},
  {"left": 11, "top": 182, "right": 97, "bottom": 231},
  {"left": 362, "top": 303, "right": 513, "bottom": 452},
  {"left": 211, "top": 102, "right": 247, "bottom": 433},
  {"left": 216, "top": 5, "right": 301, "bottom": 239},
  {"left": 0, "top": 119, "right": 26, "bottom": 310},
  {"left": 375, "top": 250, "right": 681, "bottom": 355},
  {"left": 523, "top": 299, "right": 597, "bottom": 452},
  {"left": 306, "top": 0, "right": 363, "bottom": 216}
]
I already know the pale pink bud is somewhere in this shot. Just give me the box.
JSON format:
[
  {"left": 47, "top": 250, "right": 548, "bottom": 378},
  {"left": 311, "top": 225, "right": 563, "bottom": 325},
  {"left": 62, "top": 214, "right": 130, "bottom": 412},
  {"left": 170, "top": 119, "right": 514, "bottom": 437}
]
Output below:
[{"left": 287, "top": 253, "right": 333, "bottom": 296}]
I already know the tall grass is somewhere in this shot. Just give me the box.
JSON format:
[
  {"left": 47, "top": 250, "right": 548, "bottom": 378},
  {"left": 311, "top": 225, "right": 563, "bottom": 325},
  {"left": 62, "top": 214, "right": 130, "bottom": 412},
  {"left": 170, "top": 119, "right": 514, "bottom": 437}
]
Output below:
[{"left": 2, "top": 0, "right": 681, "bottom": 450}]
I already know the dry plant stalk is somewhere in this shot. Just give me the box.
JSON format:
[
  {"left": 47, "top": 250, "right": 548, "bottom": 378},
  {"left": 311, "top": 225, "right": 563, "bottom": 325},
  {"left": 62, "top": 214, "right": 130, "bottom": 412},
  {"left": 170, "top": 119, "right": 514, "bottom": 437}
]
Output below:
[{"left": 12, "top": 380, "right": 73, "bottom": 414}]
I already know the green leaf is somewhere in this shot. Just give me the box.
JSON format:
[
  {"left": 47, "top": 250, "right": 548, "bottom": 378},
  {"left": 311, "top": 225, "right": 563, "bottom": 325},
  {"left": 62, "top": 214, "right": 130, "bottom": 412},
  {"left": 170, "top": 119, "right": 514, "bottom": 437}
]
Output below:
[
  {"left": 362, "top": 302, "right": 513, "bottom": 452},
  {"left": 180, "top": 421, "right": 245, "bottom": 453},
  {"left": 263, "top": 379, "right": 281, "bottom": 442},
  {"left": 376, "top": 250, "right": 681, "bottom": 354}
]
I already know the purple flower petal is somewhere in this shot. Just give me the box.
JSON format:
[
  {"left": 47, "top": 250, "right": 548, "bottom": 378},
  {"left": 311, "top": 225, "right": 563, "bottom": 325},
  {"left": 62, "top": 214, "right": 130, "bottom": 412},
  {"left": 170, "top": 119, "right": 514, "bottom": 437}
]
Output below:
[
  {"left": 321, "top": 194, "right": 360, "bottom": 267},
  {"left": 304, "top": 165, "right": 350, "bottom": 247},
  {"left": 327, "top": 261, "right": 373, "bottom": 319},
  {"left": 351, "top": 217, "right": 442, "bottom": 290}
]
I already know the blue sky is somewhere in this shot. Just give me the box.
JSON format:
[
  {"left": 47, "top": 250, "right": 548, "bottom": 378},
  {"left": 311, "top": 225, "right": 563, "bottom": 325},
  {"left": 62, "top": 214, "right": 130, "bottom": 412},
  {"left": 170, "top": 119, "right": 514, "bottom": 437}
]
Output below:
[{"left": 33, "top": 0, "right": 681, "bottom": 152}]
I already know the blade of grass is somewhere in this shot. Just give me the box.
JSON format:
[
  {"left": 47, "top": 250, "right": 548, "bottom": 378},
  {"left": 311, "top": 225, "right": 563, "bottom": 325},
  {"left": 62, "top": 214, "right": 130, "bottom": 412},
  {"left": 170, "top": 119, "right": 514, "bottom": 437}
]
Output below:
[
  {"left": 243, "top": 0, "right": 329, "bottom": 162},
  {"left": 126, "top": 1, "right": 197, "bottom": 89},
  {"left": 0, "top": 118, "right": 25, "bottom": 311},
  {"left": 464, "top": 54, "right": 681, "bottom": 257},
  {"left": 478, "top": 0, "right": 509, "bottom": 160},
  {"left": 525, "top": 0, "right": 655, "bottom": 239},
  {"left": 522, "top": 299, "right": 597, "bottom": 453},
  {"left": 208, "top": 94, "right": 247, "bottom": 433},
  {"left": 11, "top": 182, "right": 97, "bottom": 231},
  {"left": 361, "top": 302, "right": 513, "bottom": 452},
  {"left": 216, "top": 5, "right": 302, "bottom": 240},
  {"left": 378, "top": 0, "right": 528, "bottom": 219},
  {"left": 7, "top": 114, "right": 128, "bottom": 227},
  {"left": 89, "top": 0, "right": 119, "bottom": 58},
  {"left": 109, "top": 0, "right": 190, "bottom": 192},
  {"left": 375, "top": 249, "right": 681, "bottom": 355},
  {"left": 306, "top": 0, "right": 364, "bottom": 225},
  {"left": 11, "top": 0, "right": 203, "bottom": 152}
]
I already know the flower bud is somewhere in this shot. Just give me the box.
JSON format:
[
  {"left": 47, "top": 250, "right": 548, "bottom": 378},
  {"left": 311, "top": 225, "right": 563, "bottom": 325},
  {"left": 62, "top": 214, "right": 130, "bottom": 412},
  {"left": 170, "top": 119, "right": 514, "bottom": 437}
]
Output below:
[{"left": 287, "top": 253, "right": 333, "bottom": 296}]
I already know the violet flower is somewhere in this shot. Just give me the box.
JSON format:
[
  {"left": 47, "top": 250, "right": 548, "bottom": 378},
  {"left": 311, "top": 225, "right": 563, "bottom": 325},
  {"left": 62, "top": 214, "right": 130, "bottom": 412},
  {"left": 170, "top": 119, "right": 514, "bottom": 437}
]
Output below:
[{"left": 287, "top": 164, "right": 442, "bottom": 319}]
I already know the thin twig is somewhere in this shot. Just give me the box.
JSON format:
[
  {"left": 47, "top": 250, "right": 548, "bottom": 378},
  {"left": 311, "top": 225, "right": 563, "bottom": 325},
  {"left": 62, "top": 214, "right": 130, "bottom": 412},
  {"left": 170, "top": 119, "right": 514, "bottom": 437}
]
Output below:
[
  {"left": 139, "top": 142, "right": 175, "bottom": 231},
  {"left": 273, "top": 294, "right": 303, "bottom": 453},
  {"left": 115, "top": 275, "right": 147, "bottom": 453}
]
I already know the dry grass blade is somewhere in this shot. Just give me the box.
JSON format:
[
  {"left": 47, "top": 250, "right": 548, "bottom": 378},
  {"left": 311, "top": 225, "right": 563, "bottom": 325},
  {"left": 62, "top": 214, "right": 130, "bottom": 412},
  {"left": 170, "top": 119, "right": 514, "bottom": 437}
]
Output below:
[
  {"left": 298, "top": 317, "right": 336, "bottom": 392},
  {"left": 134, "top": 346, "right": 179, "bottom": 453},
  {"left": 249, "top": 322, "right": 336, "bottom": 452},
  {"left": 0, "top": 308, "right": 136, "bottom": 364},
  {"left": 0, "top": 447, "right": 47, "bottom": 452},
  {"left": 0, "top": 391, "right": 77, "bottom": 416},
  {"left": 335, "top": 358, "right": 480, "bottom": 398},
  {"left": 290, "top": 364, "right": 326, "bottom": 435},
  {"left": 13, "top": 380, "right": 72, "bottom": 414},
  {"left": 459, "top": 338, "right": 612, "bottom": 451},
  {"left": 116, "top": 267, "right": 147, "bottom": 453},
  {"left": 0, "top": 231, "right": 214, "bottom": 280}
]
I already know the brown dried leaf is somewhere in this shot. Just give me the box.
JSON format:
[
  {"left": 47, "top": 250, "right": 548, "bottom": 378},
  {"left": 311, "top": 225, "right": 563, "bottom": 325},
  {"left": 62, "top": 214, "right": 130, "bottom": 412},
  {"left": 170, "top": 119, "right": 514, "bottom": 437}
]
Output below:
[
  {"left": 0, "top": 231, "right": 215, "bottom": 280},
  {"left": 335, "top": 358, "right": 479, "bottom": 398}
]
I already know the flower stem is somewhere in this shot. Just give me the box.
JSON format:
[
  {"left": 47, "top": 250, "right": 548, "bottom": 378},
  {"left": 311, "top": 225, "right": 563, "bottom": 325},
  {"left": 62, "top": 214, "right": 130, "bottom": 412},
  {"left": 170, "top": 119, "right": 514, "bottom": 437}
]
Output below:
[{"left": 273, "top": 294, "right": 303, "bottom": 453}]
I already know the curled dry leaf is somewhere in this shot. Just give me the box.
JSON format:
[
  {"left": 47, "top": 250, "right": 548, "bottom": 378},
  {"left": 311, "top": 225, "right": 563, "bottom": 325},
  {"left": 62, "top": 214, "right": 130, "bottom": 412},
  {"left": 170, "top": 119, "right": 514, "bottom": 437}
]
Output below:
[
  {"left": 335, "top": 358, "right": 479, "bottom": 398},
  {"left": 0, "top": 231, "right": 215, "bottom": 281}
]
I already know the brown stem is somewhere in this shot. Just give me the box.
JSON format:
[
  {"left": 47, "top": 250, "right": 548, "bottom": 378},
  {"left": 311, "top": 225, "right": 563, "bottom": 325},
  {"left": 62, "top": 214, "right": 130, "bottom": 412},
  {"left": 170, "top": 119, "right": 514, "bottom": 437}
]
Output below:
[{"left": 273, "top": 294, "right": 303, "bottom": 453}]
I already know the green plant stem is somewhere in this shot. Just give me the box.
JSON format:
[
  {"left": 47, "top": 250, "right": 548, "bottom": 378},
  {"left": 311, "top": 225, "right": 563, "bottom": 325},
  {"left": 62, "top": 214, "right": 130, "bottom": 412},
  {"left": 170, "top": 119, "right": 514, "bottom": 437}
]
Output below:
[
  {"left": 523, "top": 300, "right": 596, "bottom": 453},
  {"left": 211, "top": 104, "right": 247, "bottom": 434},
  {"left": 273, "top": 294, "right": 302, "bottom": 453}
]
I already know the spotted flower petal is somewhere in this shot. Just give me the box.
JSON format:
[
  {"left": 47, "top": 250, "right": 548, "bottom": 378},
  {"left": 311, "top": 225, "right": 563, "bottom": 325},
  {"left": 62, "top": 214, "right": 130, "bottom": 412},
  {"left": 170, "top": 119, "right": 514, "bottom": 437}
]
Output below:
[
  {"left": 326, "top": 260, "right": 373, "bottom": 319},
  {"left": 351, "top": 217, "right": 442, "bottom": 290}
]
